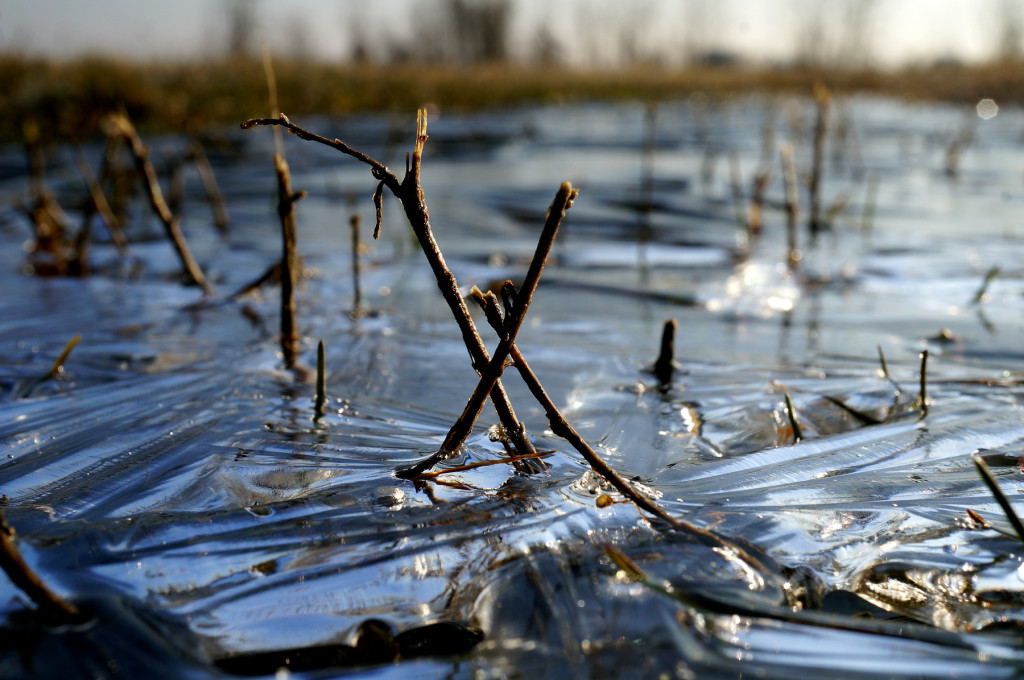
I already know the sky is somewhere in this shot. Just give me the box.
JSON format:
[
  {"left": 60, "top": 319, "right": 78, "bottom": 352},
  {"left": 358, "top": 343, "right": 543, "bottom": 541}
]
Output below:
[{"left": 0, "top": 0, "right": 1010, "bottom": 67}]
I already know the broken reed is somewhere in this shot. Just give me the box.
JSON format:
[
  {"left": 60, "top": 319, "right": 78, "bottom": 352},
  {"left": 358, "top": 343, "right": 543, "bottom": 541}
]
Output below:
[
  {"left": 273, "top": 153, "right": 306, "bottom": 370},
  {"left": 107, "top": 114, "right": 214, "bottom": 294},
  {"left": 0, "top": 508, "right": 81, "bottom": 623}
]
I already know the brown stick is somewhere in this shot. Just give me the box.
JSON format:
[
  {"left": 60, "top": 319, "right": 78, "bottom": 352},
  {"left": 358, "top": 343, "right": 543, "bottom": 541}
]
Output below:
[
  {"left": 186, "top": 143, "right": 231, "bottom": 235},
  {"left": 439, "top": 183, "right": 575, "bottom": 457},
  {"left": 274, "top": 153, "right": 307, "bottom": 370},
  {"left": 243, "top": 112, "right": 541, "bottom": 467},
  {"left": 0, "top": 508, "right": 80, "bottom": 622},
  {"left": 466, "top": 290, "right": 776, "bottom": 575},
  {"left": 108, "top": 114, "right": 214, "bottom": 294}
]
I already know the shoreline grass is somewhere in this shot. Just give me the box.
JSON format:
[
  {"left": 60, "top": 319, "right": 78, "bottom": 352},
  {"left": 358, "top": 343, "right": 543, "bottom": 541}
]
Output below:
[{"left": 5, "top": 54, "right": 1024, "bottom": 142}]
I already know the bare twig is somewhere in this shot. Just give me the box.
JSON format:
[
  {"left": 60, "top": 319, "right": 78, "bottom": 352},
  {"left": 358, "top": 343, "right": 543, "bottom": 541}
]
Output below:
[
  {"left": 273, "top": 153, "right": 307, "bottom": 370},
  {"left": 242, "top": 115, "right": 397, "bottom": 192},
  {"left": 437, "top": 183, "right": 577, "bottom": 454},
  {"left": 0, "top": 508, "right": 81, "bottom": 622},
  {"left": 372, "top": 180, "right": 385, "bottom": 240},
  {"left": 397, "top": 183, "right": 577, "bottom": 477},
  {"left": 314, "top": 340, "right": 327, "bottom": 421},
  {"left": 108, "top": 114, "right": 214, "bottom": 294}
]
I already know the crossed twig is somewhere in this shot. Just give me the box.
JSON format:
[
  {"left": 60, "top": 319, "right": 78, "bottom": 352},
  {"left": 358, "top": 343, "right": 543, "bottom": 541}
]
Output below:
[{"left": 240, "top": 111, "right": 774, "bottom": 571}]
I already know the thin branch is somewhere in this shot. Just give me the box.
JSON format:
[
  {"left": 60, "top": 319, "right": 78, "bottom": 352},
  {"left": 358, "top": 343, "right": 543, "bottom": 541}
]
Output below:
[
  {"left": 466, "top": 290, "right": 774, "bottom": 574},
  {"left": 274, "top": 153, "right": 307, "bottom": 370},
  {"left": 372, "top": 180, "right": 385, "bottom": 240},
  {"left": 0, "top": 508, "right": 81, "bottom": 622},
  {"left": 436, "top": 182, "right": 577, "bottom": 456},
  {"left": 241, "top": 115, "right": 399, "bottom": 192},
  {"left": 108, "top": 114, "right": 214, "bottom": 294}
]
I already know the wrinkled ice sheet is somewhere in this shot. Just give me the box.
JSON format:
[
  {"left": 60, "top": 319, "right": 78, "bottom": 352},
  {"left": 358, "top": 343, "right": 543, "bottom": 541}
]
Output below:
[{"left": 3, "top": 97, "right": 1024, "bottom": 678}]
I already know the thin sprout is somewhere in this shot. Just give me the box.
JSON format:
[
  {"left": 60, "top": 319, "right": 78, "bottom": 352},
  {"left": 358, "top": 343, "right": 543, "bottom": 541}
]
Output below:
[{"left": 651, "top": 318, "right": 677, "bottom": 388}]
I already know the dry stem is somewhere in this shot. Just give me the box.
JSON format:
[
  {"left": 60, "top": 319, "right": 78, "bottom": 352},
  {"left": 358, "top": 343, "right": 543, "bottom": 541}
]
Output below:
[
  {"left": 274, "top": 153, "right": 307, "bottom": 370},
  {"left": 438, "top": 182, "right": 576, "bottom": 453},
  {"left": 108, "top": 114, "right": 214, "bottom": 294},
  {"left": 808, "top": 83, "right": 830, "bottom": 239},
  {"left": 0, "top": 508, "right": 81, "bottom": 622},
  {"left": 466, "top": 289, "right": 773, "bottom": 573}
]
